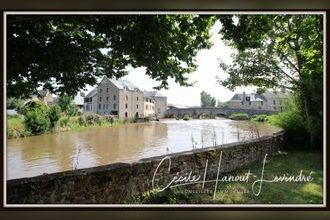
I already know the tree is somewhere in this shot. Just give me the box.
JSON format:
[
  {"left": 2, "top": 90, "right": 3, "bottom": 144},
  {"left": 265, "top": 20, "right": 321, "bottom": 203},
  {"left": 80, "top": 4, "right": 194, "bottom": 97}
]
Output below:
[
  {"left": 48, "top": 104, "right": 62, "bottom": 128},
  {"left": 58, "top": 95, "right": 79, "bottom": 116},
  {"left": 200, "top": 91, "right": 216, "bottom": 108},
  {"left": 7, "top": 15, "right": 215, "bottom": 98},
  {"left": 7, "top": 98, "right": 25, "bottom": 113},
  {"left": 217, "top": 100, "right": 228, "bottom": 108},
  {"left": 58, "top": 95, "right": 72, "bottom": 113},
  {"left": 217, "top": 14, "right": 323, "bottom": 148}
]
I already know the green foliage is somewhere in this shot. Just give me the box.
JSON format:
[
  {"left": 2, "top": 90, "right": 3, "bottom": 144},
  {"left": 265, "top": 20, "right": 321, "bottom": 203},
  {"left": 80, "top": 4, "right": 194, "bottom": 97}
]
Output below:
[
  {"left": 58, "top": 95, "right": 78, "bottom": 117},
  {"left": 218, "top": 14, "right": 323, "bottom": 148},
  {"left": 23, "top": 101, "right": 50, "bottom": 134},
  {"left": 251, "top": 114, "right": 269, "bottom": 122},
  {"left": 200, "top": 91, "right": 216, "bottom": 108},
  {"left": 48, "top": 104, "right": 62, "bottom": 128},
  {"left": 58, "top": 116, "right": 69, "bottom": 128},
  {"left": 229, "top": 113, "right": 250, "bottom": 120},
  {"left": 67, "top": 104, "right": 78, "bottom": 117},
  {"left": 7, "top": 115, "right": 30, "bottom": 138},
  {"left": 267, "top": 100, "right": 309, "bottom": 146},
  {"left": 8, "top": 15, "right": 216, "bottom": 98},
  {"left": 183, "top": 114, "right": 191, "bottom": 121},
  {"left": 24, "top": 110, "right": 50, "bottom": 134},
  {"left": 216, "top": 100, "right": 229, "bottom": 108},
  {"left": 7, "top": 98, "right": 25, "bottom": 113},
  {"left": 22, "top": 100, "right": 49, "bottom": 115}
]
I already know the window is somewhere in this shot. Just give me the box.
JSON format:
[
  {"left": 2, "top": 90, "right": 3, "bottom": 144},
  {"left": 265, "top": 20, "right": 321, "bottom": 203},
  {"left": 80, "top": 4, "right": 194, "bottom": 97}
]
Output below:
[
  {"left": 125, "top": 112, "right": 128, "bottom": 118},
  {"left": 107, "top": 88, "right": 109, "bottom": 93},
  {"left": 113, "top": 95, "right": 116, "bottom": 100},
  {"left": 137, "top": 96, "right": 139, "bottom": 101},
  {"left": 126, "top": 95, "right": 128, "bottom": 101},
  {"left": 125, "top": 104, "right": 128, "bottom": 109},
  {"left": 106, "top": 104, "right": 108, "bottom": 109},
  {"left": 273, "top": 100, "right": 276, "bottom": 105},
  {"left": 99, "top": 97, "right": 102, "bottom": 102},
  {"left": 261, "top": 101, "right": 263, "bottom": 105},
  {"left": 106, "top": 96, "right": 109, "bottom": 101},
  {"left": 99, "top": 104, "right": 101, "bottom": 110},
  {"left": 113, "top": 103, "right": 116, "bottom": 109},
  {"left": 103, "top": 104, "right": 105, "bottom": 110},
  {"left": 136, "top": 104, "right": 138, "bottom": 109},
  {"left": 146, "top": 105, "right": 148, "bottom": 110}
]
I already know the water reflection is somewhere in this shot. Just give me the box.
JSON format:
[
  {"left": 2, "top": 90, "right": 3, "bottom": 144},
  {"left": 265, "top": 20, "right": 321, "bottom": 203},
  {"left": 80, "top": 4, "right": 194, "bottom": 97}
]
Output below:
[{"left": 7, "top": 119, "right": 280, "bottom": 179}]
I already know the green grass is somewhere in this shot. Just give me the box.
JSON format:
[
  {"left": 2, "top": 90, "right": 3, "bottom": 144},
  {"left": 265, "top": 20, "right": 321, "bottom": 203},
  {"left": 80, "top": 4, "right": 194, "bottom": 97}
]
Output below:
[
  {"left": 6, "top": 115, "right": 30, "bottom": 138},
  {"left": 133, "top": 150, "right": 323, "bottom": 204}
]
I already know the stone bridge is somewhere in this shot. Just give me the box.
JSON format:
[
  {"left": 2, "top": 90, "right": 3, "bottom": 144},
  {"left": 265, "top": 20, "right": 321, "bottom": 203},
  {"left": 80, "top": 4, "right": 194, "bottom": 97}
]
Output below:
[{"left": 164, "top": 107, "right": 275, "bottom": 118}]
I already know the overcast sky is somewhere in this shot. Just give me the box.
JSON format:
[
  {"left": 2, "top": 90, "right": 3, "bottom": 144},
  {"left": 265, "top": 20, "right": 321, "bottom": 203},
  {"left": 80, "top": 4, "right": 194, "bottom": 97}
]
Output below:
[{"left": 85, "top": 20, "right": 256, "bottom": 107}]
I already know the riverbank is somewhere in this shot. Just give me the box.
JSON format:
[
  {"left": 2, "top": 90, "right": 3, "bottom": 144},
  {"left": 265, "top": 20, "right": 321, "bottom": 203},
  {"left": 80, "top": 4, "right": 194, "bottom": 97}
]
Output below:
[
  {"left": 134, "top": 149, "right": 323, "bottom": 204},
  {"left": 6, "top": 114, "right": 139, "bottom": 139}
]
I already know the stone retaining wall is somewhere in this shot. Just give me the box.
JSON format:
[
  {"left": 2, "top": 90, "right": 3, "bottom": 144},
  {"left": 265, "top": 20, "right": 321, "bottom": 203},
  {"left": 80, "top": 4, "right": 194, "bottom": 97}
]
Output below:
[{"left": 6, "top": 132, "right": 284, "bottom": 204}]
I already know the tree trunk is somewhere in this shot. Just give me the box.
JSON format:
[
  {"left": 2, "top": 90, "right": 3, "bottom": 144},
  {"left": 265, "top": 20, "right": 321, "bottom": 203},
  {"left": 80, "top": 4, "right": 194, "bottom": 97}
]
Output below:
[{"left": 301, "top": 85, "right": 317, "bottom": 148}]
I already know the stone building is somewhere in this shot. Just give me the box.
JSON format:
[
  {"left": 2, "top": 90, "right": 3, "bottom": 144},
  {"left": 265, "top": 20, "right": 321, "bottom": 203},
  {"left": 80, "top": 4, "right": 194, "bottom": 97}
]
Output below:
[
  {"left": 143, "top": 91, "right": 167, "bottom": 118},
  {"left": 228, "top": 90, "right": 288, "bottom": 112},
  {"left": 143, "top": 91, "right": 155, "bottom": 117},
  {"left": 84, "top": 77, "right": 144, "bottom": 118}
]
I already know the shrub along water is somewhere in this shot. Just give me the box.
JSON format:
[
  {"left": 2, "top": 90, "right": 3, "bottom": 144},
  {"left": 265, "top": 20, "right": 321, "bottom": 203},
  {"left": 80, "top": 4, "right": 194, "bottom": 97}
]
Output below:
[
  {"left": 229, "top": 113, "right": 250, "bottom": 120},
  {"left": 267, "top": 98, "right": 309, "bottom": 148}
]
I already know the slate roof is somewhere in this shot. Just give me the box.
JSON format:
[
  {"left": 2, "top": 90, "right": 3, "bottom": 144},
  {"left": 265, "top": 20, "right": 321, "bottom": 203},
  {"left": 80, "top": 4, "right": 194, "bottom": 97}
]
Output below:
[
  {"left": 229, "top": 91, "right": 287, "bottom": 102},
  {"left": 85, "top": 87, "right": 97, "bottom": 98}
]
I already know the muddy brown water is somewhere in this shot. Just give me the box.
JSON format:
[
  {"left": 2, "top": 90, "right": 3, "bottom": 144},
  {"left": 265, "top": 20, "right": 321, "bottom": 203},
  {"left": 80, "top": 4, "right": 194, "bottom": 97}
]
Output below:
[{"left": 6, "top": 119, "right": 281, "bottom": 180}]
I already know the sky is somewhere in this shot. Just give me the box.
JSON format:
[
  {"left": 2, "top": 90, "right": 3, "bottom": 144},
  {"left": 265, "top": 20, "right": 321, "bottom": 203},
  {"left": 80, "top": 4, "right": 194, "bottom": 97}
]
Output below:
[{"left": 84, "top": 20, "right": 256, "bottom": 107}]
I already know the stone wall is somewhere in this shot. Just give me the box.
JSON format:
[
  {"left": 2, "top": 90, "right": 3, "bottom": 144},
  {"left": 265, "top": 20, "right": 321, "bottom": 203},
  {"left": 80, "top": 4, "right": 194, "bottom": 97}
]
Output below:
[{"left": 6, "top": 132, "right": 284, "bottom": 204}]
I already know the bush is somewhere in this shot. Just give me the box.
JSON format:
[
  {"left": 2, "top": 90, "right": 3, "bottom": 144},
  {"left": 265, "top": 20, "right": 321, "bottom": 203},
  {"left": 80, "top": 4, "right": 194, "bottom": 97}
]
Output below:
[
  {"left": 7, "top": 115, "right": 30, "bottom": 138},
  {"left": 58, "top": 116, "right": 69, "bottom": 127},
  {"left": 251, "top": 114, "right": 269, "bottom": 122},
  {"left": 48, "top": 104, "right": 62, "bottom": 128},
  {"left": 229, "top": 113, "right": 250, "bottom": 120},
  {"left": 267, "top": 104, "right": 308, "bottom": 145},
  {"left": 23, "top": 101, "right": 50, "bottom": 134},
  {"left": 183, "top": 114, "right": 191, "bottom": 121},
  {"left": 24, "top": 110, "right": 50, "bottom": 134},
  {"left": 67, "top": 104, "right": 78, "bottom": 117},
  {"left": 22, "top": 100, "right": 49, "bottom": 115}
]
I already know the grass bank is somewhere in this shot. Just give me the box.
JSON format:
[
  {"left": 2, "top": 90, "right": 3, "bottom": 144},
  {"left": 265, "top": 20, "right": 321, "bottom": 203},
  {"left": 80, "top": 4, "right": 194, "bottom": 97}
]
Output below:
[
  {"left": 132, "top": 150, "right": 323, "bottom": 204},
  {"left": 6, "top": 114, "right": 126, "bottom": 139}
]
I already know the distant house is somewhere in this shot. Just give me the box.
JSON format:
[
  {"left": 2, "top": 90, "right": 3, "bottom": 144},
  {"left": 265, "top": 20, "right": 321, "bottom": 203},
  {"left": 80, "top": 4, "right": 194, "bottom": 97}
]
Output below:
[
  {"left": 228, "top": 90, "right": 288, "bottom": 112},
  {"left": 143, "top": 91, "right": 167, "bottom": 118},
  {"left": 73, "top": 92, "right": 85, "bottom": 113},
  {"left": 31, "top": 89, "right": 54, "bottom": 105}
]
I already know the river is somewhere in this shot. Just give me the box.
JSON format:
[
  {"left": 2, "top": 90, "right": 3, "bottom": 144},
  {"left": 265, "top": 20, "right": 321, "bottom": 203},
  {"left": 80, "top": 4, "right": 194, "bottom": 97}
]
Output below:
[{"left": 6, "top": 118, "right": 281, "bottom": 180}]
